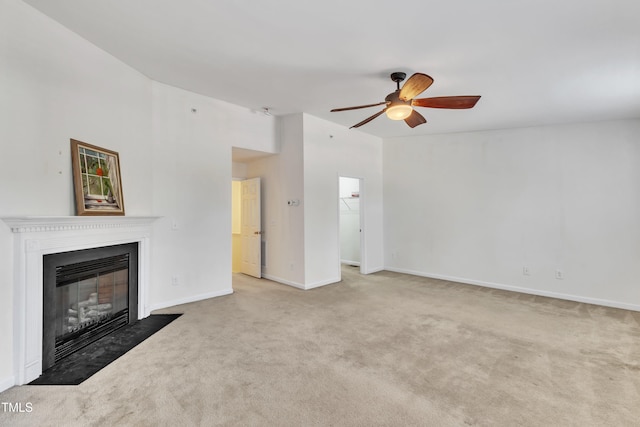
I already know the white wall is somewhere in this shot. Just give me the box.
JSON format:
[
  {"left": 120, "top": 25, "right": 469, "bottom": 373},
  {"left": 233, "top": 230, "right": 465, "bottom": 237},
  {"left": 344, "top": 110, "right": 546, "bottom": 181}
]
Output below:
[
  {"left": 384, "top": 119, "right": 640, "bottom": 310},
  {"left": 246, "top": 114, "right": 306, "bottom": 286},
  {"left": 339, "top": 177, "right": 361, "bottom": 199},
  {"left": 150, "top": 81, "right": 276, "bottom": 309},
  {"left": 232, "top": 162, "right": 248, "bottom": 180},
  {"left": 0, "top": 0, "right": 277, "bottom": 391},
  {"left": 246, "top": 114, "right": 384, "bottom": 289},
  {"left": 303, "top": 114, "right": 384, "bottom": 285}
]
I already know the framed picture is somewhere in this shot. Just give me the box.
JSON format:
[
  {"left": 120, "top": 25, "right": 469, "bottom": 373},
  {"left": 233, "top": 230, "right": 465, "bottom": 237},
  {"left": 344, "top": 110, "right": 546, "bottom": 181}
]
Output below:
[{"left": 70, "top": 139, "right": 125, "bottom": 216}]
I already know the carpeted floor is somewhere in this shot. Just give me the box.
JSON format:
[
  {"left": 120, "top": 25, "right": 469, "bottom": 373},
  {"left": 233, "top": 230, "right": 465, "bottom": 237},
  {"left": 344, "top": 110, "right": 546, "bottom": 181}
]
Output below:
[{"left": 1, "top": 266, "right": 639, "bottom": 426}]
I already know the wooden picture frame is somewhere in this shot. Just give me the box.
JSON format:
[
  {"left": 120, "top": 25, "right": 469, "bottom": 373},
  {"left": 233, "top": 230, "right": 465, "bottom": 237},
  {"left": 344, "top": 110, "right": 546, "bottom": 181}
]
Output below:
[{"left": 70, "top": 139, "right": 125, "bottom": 216}]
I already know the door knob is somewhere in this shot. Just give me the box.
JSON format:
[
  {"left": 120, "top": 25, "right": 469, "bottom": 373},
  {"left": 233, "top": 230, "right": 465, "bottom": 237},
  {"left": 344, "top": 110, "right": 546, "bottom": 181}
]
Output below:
[{"left": 254, "top": 231, "right": 262, "bottom": 235}]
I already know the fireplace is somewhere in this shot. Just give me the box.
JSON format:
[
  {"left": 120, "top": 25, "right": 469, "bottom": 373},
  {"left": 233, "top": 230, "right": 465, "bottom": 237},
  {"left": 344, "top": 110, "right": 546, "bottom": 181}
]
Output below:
[
  {"left": 2, "top": 216, "right": 157, "bottom": 385},
  {"left": 42, "top": 243, "right": 138, "bottom": 370}
]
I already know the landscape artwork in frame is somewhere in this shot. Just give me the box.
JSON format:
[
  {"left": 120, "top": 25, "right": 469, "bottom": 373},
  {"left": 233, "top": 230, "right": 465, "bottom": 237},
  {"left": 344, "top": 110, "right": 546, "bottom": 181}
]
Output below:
[{"left": 70, "top": 139, "right": 125, "bottom": 216}]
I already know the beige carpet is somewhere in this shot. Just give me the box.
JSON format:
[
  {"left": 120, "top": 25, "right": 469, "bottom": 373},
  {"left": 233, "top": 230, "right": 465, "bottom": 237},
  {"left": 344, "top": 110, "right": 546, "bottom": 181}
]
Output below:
[{"left": 1, "top": 266, "right": 639, "bottom": 426}]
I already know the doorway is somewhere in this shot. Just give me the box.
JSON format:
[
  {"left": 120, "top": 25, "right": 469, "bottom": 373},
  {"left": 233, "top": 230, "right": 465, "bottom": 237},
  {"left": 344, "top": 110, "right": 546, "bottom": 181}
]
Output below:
[
  {"left": 231, "top": 177, "right": 262, "bottom": 278},
  {"left": 339, "top": 176, "right": 364, "bottom": 274}
]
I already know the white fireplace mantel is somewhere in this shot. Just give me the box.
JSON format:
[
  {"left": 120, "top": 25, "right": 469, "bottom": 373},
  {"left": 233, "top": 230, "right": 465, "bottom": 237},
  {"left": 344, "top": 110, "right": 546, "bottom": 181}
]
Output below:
[
  {"left": 2, "top": 216, "right": 159, "bottom": 385},
  {"left": 3, "top": 216, "right": 159, "bottom": 233}
]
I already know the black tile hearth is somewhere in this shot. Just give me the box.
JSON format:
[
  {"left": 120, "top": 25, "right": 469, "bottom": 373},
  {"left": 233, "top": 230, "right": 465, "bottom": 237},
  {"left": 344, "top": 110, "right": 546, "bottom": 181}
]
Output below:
[{"left": 30, "top": 314, "right": 182, "bottom": 386}]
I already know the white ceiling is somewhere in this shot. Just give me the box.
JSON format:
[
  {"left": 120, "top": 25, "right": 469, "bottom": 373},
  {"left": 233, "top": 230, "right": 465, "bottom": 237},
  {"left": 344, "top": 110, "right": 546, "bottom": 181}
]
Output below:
[{"left": 22, "top": 0, "right": 640, "bottom": 138}]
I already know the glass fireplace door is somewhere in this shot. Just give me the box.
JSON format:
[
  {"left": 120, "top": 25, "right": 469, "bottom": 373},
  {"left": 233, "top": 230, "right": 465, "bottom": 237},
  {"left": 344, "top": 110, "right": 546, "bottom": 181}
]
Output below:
[{"left": 53, "top": 253, "right": 130, "bottom": 363}]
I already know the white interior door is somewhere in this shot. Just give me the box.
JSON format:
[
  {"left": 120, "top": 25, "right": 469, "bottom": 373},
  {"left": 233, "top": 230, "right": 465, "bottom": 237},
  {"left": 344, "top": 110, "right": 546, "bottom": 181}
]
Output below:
[{"left": 240, "top": 177, "right": 262, "bottom": 278}]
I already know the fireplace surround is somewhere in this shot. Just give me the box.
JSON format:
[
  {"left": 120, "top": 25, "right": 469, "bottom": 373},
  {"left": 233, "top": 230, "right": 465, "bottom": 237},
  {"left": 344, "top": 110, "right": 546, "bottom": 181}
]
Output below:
[{"left": 2, "top": 216, "right": 157, "bottom": 385}]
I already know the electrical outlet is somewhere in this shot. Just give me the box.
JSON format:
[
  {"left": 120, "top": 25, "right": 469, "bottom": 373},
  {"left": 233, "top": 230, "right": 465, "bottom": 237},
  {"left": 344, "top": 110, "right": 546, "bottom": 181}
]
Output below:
[
  {"left": 171, "top": 275, "right": 179, "bottom": 286},
  {"left": 555, "top": 270, "right": 564, "bottom": 280},
  {"left": 523, "top": 266, "right": 531, "bottom": 276}
]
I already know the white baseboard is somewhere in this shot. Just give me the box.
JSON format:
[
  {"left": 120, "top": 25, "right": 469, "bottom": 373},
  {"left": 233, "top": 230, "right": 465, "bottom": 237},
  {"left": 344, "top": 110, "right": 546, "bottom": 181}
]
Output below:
[
  {"left": 305, "top": 277, "right": 340, "bottom": 290},
  {"left": 0, "top": 375, "right": 15, "bottom": 393},
  {"left": 384, "top": 266, "right": 640, "bottom": 312},
  {"left": 341, "top": 263, "right": 384, "bottom": 275},
  {"left": 363, "top": 266, "right": 384, "bottom": 274},
  {"left": 262, "top": 274, "right": 306, "bottom": 290},
  {"left": 261, "top": 274, "right": 339, "bottom": 290},
  {"left": 149, "top": 288, "right": 234, "bottom": 312},
  {"left": 341, "top": 260, "right": 360, "bottom": 266}
]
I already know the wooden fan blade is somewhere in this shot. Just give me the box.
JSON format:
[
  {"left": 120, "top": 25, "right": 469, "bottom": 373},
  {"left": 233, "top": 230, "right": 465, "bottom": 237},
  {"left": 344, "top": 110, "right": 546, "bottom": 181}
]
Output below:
[
  {"left": 399, "top": 73, "right": 434, "bottom": 101},
  {"left": 331, "top": 102, "right": 386, "bottom": 112},
  {"left": 350, "top": 109, "right": 386, "bottom": 128},
  {"left": 404, "top": 110, "right": 427, "bottom": 128},
  {"left": 412, "top": 96, "right": 481, "bottom": 109}
]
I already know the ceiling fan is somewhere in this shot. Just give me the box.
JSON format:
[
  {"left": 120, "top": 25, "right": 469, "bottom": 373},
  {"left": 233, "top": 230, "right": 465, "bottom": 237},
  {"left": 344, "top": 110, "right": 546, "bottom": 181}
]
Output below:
[{"left": 331, "top": 72, "right": 481, "bottom": 129}]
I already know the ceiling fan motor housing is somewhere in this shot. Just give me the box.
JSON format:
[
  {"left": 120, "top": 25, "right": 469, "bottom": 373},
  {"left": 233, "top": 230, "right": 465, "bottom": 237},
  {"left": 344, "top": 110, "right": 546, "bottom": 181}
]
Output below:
[{"left": 385, "top": 90, "right": 410, "bottom": 105}]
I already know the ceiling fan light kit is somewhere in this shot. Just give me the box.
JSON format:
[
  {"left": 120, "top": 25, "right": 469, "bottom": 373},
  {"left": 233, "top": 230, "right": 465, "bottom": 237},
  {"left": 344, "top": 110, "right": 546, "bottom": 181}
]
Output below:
[
  {"left": 331, "top": 71, "right": 481, "bottom": 129},
  {"left": 384, "top": 90, "right": 413, "bottom": 120},
  {"left": 385, "top": 104, "right": 413, "bottom": 120}
]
